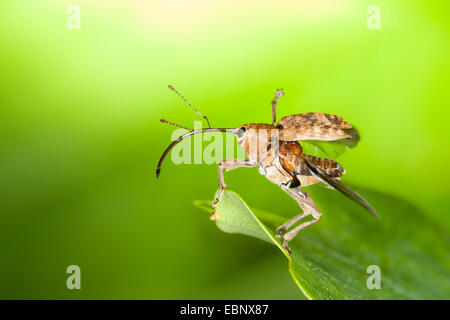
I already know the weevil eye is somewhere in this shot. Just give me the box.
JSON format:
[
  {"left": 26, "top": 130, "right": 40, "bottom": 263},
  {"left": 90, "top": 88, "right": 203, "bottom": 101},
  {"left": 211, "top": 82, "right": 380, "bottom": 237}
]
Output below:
[{"left": 236, "top": 127, "right": 246, "bottom": 138}]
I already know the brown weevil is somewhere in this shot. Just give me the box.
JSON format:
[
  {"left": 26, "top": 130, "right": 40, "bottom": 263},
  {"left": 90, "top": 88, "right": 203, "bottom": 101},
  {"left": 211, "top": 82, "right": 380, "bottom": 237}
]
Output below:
[{"left": 156, "top": 86, "right": 379, "bottom": 254}]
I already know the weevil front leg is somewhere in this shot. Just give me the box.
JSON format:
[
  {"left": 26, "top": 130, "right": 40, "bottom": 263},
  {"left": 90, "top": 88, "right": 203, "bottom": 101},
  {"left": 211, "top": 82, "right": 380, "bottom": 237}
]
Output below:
[
  {"left": 271, "top": 89, "right": 285, "bottom": 126},
  {"left": 211, "top": 159, "right": 256, "bottom": 208},
  {"left": 277, "top": 185, "right": 322, "bottom": 254}
]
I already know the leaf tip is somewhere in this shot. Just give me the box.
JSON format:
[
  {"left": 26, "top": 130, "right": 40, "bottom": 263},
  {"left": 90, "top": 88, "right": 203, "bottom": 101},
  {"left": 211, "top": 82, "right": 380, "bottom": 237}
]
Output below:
[{"left": 209, "top": 210, "right": 218, "bottom": 221}]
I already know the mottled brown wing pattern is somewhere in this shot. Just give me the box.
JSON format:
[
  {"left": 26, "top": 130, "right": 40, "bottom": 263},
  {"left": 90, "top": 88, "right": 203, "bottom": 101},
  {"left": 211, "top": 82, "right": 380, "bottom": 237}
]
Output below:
[{"left": 277, "top": 113, "right": 352, "bottom": 141}]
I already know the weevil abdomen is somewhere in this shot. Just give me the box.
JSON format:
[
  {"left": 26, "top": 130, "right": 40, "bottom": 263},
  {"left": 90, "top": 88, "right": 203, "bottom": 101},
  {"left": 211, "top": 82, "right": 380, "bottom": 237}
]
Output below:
[
  {"left": 300, "top": 154, "right": 345, "bottom": 178},
  {"left": 277, "top": 140, "right": 345, "bottom": 187}
]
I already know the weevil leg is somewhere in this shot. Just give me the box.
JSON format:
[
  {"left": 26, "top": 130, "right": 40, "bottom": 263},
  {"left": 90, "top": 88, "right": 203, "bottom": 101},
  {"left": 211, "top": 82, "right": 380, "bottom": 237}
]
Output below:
[
  {"left": 278, "top": 185, "right": 322, "bottom": 254},
  {"left": 271, "top": 89, "right": 285, "bottom": 126},
  {"left": 276, "top": 212, "right": 308, "bottom": 238},
  {"left": 276, "top": 186, "right": 311, "bottom": 236},
  {"left": 211, "top": 159, "right": 256, "bottom": 208},
  {"left": 282, "top": 218, "right": 320, "bottom": 254}
]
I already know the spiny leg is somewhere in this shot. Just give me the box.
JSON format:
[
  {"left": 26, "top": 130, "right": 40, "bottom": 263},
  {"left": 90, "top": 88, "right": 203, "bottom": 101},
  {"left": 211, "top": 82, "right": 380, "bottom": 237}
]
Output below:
[
  {"left": 211, "top": 159, "right": 256, "bottom": 208},
  {"left": 271, "top": 89, "right": 285, "bottom": 126},
  {"left": 278, "top": 185, "right": 322, "bottom": 254}
]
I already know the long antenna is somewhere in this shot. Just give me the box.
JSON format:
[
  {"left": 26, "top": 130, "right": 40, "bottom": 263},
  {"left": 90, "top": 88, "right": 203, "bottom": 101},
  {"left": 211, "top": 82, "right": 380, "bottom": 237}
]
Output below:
[
  {"left": 160, "top": 119, "right": 192, "bottom": 131},
  {"left": 168, "top": 85, "right": 211, "bottom": 128}
]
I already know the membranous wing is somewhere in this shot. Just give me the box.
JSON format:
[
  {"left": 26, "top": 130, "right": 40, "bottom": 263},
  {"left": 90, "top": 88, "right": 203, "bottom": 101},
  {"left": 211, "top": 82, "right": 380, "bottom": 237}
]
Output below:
[
  {"left": 303, "top": 157, "right": 379, "bottom": 218},
  {"left": 300, "top": 127, "right": 360, "bottom": 159},
  {"left": 278, "top": 113, "right": 353, "bottom": 141}
]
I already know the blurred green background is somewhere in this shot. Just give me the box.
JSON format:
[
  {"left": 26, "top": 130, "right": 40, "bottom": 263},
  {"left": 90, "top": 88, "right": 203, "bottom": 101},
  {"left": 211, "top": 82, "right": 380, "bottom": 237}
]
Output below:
[{"left": 0, "top": 0, "right": 448, "bottom": 299}]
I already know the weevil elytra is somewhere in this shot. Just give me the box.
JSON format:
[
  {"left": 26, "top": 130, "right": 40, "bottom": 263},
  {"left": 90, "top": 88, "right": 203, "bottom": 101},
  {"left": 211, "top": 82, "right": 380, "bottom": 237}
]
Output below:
[{"left": 156, "top": 86, "right": 379, "bottom": 254}]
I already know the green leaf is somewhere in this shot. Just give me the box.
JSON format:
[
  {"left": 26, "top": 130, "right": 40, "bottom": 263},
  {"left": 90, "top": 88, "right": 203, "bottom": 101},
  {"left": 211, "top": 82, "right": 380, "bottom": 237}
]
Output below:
[{"left": 194, "top": 188, "right": 450, "bottom": 299}]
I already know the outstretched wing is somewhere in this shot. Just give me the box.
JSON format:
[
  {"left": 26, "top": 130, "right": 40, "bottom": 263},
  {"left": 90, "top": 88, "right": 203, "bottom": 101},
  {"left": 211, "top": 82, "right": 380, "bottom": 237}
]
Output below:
[
  {"left": 278, "top": 113, "right": 353, "bottom": 141},
  {"left": 303, "top": 158, "right": 379, "bottom": 218},
  {"left": 300, "top": 127, "right": 360, "bottom": 159}
]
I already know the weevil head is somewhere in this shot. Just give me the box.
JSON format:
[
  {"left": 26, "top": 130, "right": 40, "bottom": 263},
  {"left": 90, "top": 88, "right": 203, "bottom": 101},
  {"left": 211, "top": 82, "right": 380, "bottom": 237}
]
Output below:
[
  {"left": 233, "top": 124, "right": 251, "bottom": 146},
  {"left": 233, "top": 123, "right": 279, "bottom": 157}
]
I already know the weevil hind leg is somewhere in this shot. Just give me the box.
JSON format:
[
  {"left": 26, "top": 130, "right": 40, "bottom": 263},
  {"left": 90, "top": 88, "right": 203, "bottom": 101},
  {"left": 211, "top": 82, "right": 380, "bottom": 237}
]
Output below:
[
  {"left": 277, "top": 185, "right": 322, "bottom": 254},
  {"left": 276, "top": 212, "right": 308, "bottom": 238},
  {"left": 282, "top": 218, "right": 320, "bottom": 254},
  {"left": 211, "top": 159, "right": 256, "bottom": 208}
]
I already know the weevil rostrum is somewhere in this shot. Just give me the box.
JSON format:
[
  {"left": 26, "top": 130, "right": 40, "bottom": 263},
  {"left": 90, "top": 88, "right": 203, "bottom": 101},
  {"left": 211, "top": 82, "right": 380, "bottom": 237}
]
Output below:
[{"left": 156, "top": 86, "right": 379, "bottom": 254}]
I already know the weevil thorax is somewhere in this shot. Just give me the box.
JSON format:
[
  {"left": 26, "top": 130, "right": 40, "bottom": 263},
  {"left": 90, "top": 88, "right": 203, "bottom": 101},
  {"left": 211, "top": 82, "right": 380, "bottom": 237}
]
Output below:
[{"left": 233, "top": 123, "right": 279, "bottom": 165}]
